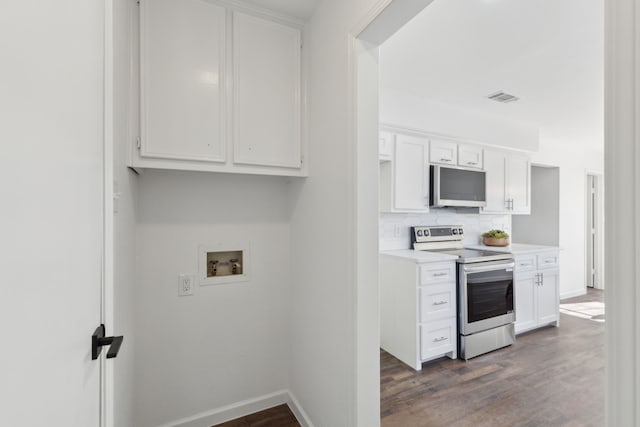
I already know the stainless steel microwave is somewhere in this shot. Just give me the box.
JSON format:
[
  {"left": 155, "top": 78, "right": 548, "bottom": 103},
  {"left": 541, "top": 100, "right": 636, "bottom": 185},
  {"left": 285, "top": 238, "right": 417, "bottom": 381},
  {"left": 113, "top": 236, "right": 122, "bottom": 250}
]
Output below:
[{"left": 430, "top": 165, "right": 487, "bottom": 208}]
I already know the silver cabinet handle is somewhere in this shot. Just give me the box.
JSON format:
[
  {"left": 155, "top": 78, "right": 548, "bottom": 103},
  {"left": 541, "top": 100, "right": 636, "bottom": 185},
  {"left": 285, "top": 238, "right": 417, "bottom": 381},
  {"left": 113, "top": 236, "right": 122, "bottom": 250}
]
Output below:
[
  {"left": 432, "top": 301, "right": 448, "bottom": 306},
  {"left": 433, "top": 272, "right": 448, "bottom": 277},
  {"left": 466, "top": 161, "right": 478, "bottom": 165},
  {"left": 440, "top": 158, "right": 452, "bottom": 162},
  {"left": 433, "top": 336, "right": 448, "bottom": 342},
  {"left": 544, "top": 259, "right": 554, "bottom": 264}
]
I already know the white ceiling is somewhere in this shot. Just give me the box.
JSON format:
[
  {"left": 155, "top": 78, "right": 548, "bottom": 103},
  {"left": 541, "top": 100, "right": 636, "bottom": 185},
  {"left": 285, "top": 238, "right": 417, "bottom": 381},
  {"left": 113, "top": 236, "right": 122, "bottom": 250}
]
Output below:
[
  {"left": 380, "top": 0, "right": 604, "bottom": 150},
  {"left": 240, "top": 0, "right": 320, "bottom": 20}
]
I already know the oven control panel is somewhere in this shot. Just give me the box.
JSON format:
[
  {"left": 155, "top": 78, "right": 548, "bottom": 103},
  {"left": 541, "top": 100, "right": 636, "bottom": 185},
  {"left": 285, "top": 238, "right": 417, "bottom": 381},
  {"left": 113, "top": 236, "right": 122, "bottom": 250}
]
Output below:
[{"left": 411, "top": 225, "right": 464, "bottom": 244}]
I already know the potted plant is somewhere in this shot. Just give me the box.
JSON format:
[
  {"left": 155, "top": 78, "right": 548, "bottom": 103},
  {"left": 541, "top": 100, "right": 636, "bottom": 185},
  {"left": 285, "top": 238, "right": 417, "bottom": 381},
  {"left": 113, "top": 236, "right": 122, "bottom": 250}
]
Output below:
[{"left": 482, "top": 229, "right": 510, "bottom": 247}]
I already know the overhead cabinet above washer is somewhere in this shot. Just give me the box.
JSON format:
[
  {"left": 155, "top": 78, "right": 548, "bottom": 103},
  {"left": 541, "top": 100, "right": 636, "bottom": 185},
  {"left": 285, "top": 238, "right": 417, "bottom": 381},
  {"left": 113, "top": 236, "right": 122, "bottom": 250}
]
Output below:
[{"left": 136, "top": 0, "right": 305, "bottom": 177}]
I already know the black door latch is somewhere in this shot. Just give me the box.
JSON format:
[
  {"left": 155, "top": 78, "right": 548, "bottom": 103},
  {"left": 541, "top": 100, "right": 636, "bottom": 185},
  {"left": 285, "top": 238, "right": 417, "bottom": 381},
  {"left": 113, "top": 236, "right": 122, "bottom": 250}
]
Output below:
[{"left": 92, "top": 324, "right": 124, "bottom": 360}]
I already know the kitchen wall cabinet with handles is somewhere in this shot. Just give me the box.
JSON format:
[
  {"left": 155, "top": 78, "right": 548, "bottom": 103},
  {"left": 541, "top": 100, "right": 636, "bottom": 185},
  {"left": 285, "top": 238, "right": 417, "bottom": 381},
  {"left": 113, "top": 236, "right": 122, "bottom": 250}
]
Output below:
[
  {"left": 514, "top": 250, "right": 560, "bottom": 334},
  {"left": 379, "top": 133, "right": 430, "bottom": 213},
  {"left": 430, "top": 139, "right": 484, "bottom": 170},
  {"left": 380, "top": 252, "right": 458, "bottom": 370},
  {"left": 482, "top": 150, "right": 531, "bottom": 214},
  {"left": 134, "top": 0, "right": 305, "bottom": 177}
]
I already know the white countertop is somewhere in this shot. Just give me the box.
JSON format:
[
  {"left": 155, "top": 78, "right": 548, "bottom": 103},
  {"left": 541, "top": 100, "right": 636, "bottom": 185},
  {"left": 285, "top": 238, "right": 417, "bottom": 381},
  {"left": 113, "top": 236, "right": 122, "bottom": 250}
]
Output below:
[
  {"left": 465, "top": 243, "right": 560, "bottom": 254},
  {"left": 380, "top": 249, "right": 459, "bottom": 262}
]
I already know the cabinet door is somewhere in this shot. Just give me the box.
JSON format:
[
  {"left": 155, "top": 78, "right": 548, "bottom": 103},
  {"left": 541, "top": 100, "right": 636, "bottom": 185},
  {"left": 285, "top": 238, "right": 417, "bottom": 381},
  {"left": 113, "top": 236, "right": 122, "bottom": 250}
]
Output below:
[
  {"left": 379, "top": 131, "right": 394, "bottom": 161},
  {"left": 537, "top": 270, "right": 559, "bottom": 325},
  {"left": 233, "top": 12, "right": 301, "bottom": 168},
  {"left": 393, "top": 135, "right": 429, "bottom": 211},
  {"left": 482, "top": 150, "right": 508, "bottom": 213},
  {"left": 141, "top": 0, "right": 226, "bottom": 162},
  {"left": 507, "top": 154, "right": 531, "bottom": 214},
  {"left": 514, "top": 272, "right": 537, "bottom": 334},
  {"left": 458, "top": 144, "right": 483, "bottom": 169},
  {"left": 430, "top": 139, "right": 457, "bottom": 165}
]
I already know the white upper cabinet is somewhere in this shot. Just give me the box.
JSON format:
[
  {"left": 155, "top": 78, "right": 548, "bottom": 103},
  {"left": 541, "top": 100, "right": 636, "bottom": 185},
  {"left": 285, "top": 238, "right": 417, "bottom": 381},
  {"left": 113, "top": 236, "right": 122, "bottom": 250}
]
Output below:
[
  {"left": 136, "top": 0, "right": 305, "bottom": 177},
  {"left": 380, "top": 133, "right": 429, "bottom": 213},
  {"left": 483, "top": 150, "right": 508, "bottom": 213},
  {"left": 481, "top": 149, "right": 531, "bottom": 215},
  {"left": 430, "top": 139, "right": 483, "bottom": 169},
  {"left": 232, "top": 12, "right": 301, "bottom": 168},
  {"left": 141, "top": 0, "right": 227, "bottom": 163},
  {"left": 457, "top": 144, "right": 483, "bottom": 169},
  {"left": 507, "top": 153, "right": 531, "bottom": 214},
  {"left": 429, "top": 139, "right": 457, "bottom": 165}
]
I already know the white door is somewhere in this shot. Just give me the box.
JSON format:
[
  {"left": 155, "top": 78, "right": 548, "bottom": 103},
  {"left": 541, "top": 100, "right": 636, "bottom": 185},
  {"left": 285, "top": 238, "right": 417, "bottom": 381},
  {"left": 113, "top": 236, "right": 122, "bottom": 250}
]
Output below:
[
  {"left": 233, "top": 11, "right": 301, "bottom": 168},
  {"left": 514, "top": 272, "right": 537, "bottom": 334},
  {"left": 393, "top": 135, "right": 429, "bottom": 211},
  {"left": 507, "top": 154, "right": 531, "bottom": 214},
  {"left": 141, "top": 0, "right": 227, "bottom": 163},
  {"left": 0, "top": 1, "right": 108, "bottom": 425},
  {"left": 482, "top": 150, "right": 508, "bottom": 213},
  {"left": 537, "top": 270, "right": 560, "bottom": 325}
]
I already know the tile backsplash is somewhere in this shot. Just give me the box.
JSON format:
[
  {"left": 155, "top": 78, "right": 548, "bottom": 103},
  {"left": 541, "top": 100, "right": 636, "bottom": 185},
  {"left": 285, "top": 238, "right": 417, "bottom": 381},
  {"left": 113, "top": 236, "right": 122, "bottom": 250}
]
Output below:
[{"left": 380, "top": 208, "right": 512, "bottom": 251}]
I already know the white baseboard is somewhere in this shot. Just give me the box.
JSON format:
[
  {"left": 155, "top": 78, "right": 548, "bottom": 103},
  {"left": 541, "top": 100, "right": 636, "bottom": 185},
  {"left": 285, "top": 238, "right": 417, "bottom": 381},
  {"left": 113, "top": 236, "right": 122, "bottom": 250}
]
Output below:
[
  {"left": 560, "top": 288, "right": 588, "bottom": 300},
  {"left": 160, "top": 390, "right": 289, "bottom": 427},
  {"left": 158, "top": 389, "right": 314, "bottom": 427},
  {"left": 287, "top": 391, "right": 315, "bottom": 427}
]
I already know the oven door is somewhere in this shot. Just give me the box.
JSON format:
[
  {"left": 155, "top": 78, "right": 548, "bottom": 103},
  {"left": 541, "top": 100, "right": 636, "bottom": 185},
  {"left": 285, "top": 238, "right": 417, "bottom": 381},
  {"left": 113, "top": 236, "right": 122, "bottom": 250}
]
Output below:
[{"left": 459, "top": 260, "right": 515, "bottom": 335}]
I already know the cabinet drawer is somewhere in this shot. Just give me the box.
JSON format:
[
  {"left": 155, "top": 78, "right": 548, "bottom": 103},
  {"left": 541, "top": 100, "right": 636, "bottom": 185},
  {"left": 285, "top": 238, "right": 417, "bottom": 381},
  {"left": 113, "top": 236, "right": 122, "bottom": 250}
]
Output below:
[
  {"left": 419, "top": 262, "right": 456, "bottom": 285},
  {"left": 419, "top": 283, "right": 456, "bottom": 322},
  {"left": 537, "top": 252, "right": 559, "bottom": 269},
  {"left": 515, "top": 255, "right": 536, "bottom": 272},
  {"left": 420, "top": 318, "right": 456, "bottom": 360}
]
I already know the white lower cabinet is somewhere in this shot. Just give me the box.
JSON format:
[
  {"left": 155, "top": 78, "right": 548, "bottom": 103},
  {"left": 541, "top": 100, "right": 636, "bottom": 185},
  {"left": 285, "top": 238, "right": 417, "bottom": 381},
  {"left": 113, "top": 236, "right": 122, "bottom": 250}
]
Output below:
[
  {"left": 514, "top": 251, "right": 560, "bottom": 334},
  {"left": 380, "top": 255, "right": 457, "bottom": 370}
]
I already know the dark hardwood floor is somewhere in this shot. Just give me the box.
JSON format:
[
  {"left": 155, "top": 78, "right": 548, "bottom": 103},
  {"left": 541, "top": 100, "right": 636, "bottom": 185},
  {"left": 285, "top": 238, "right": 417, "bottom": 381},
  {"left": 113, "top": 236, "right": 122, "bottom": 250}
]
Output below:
[
  {"left": 217, "top": 289, "right": 604, "bottom": 426},
  {"left": 381, "top": 289, "right": 605, "bottom": 427},
  {"left": 213, "top": 405, "right": 300, "bottom": 427}
]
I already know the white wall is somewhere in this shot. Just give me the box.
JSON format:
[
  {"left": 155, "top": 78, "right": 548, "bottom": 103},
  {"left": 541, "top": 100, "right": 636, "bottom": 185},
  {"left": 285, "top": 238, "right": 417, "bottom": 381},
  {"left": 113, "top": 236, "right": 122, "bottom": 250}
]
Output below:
[
  {"left": 531, "top": 138, "right": 603, "bottom": 299},
  {"left": 512, "top": 166, "right": 560, "bottom": 246},
  {"left": 113, "top": 0, "right": 138, "bottom": 426},
  {"left": 380, "top": 89, "right": 540, "bottom": 152},
  {"left": 287, "top": 0, "right": 385, "bottom": 425},
  {"left": 380, "top": 210, "right": 511, "bottom": 251},
  {"left": 133, "top": 171, "right": 292, "bottom": 427}
]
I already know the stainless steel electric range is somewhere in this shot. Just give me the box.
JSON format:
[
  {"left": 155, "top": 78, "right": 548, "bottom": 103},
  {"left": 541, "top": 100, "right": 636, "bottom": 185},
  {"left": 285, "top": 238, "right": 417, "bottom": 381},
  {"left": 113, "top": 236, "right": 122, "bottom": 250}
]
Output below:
[{"left": 411, "top": 225, "right": 516, "bottom": 360}]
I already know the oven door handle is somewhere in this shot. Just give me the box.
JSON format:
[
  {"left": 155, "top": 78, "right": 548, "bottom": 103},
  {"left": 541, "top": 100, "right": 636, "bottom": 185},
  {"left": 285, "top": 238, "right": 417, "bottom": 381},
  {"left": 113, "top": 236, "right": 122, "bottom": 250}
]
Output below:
[{"left": 462, "top": 261, "right": 515, "bottom": 273}]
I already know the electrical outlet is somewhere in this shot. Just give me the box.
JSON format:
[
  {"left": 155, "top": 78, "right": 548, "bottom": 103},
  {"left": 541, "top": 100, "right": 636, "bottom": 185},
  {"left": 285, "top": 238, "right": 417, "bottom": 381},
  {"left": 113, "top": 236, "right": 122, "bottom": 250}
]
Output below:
[
  {"left": 394, "top": 225, "right": 402, "bottom": 238},
  {"left": 178, "top": 274, "right": 194, "bottom": 296}
]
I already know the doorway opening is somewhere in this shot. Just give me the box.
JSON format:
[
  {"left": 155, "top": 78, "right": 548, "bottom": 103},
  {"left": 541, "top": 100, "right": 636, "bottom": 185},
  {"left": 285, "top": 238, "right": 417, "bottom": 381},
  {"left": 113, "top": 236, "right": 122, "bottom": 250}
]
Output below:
[{"left": 355, "top": 0, "right": 606, "bottom": 425}]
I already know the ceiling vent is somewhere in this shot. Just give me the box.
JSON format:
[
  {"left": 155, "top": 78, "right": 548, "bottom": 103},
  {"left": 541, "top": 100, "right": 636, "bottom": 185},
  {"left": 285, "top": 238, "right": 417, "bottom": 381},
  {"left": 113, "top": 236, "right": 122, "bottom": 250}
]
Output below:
[{"left": 487, "top": 91, "right": 520, "bottom": 103}]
